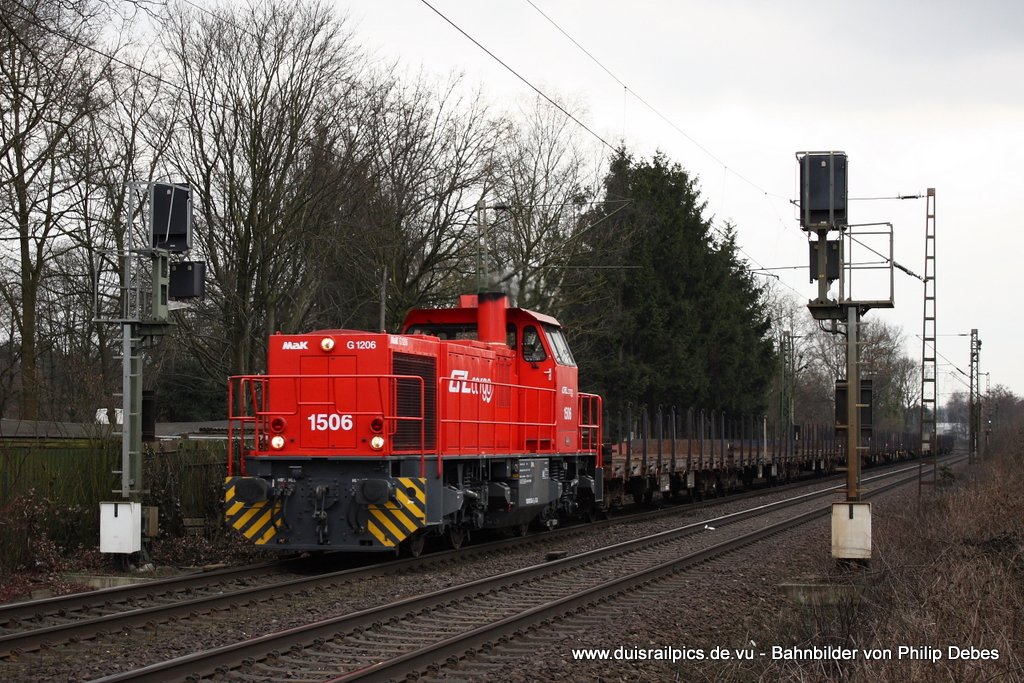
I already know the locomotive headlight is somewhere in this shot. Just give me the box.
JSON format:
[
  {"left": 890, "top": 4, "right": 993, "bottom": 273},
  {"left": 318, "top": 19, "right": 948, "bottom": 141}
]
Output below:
[
  {"left": 369, "top": 435, "right": 385, "bottom": 451},
  {"left": 270, "top": 435, "right": 286, "bottom": 450},
  {"left": 320, "top": 337, "right": 335, "bottom": 352}
]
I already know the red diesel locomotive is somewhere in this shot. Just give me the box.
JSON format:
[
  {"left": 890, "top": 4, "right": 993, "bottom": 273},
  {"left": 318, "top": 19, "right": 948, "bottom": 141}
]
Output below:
[{"left": 224, "top": 293, "right": 603, "bottom": 554}]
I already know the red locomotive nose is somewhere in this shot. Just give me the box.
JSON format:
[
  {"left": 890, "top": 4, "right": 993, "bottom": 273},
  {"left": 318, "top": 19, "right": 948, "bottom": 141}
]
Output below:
[{"left": 269, "top": 416, "right": 287, "bottom": 433}]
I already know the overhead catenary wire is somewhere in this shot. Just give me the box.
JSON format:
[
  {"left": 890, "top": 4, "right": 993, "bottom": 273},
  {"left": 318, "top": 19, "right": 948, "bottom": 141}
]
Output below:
[
  {"left": 917, "top": 336, "right": 971, "bottom": 379},
  {"left": 943, "top": 369, "right": 973, "bottom": 392},
  {"left": 418, "top": 0, "right": 619, "bottom": 156},
  {"left": 11, "top": 0, "right": 809, "bottom": 307},
  {"left": 180, "top": 0, "right": 798, "bottom": 300},
  {"left": 517, "top": 0, "right": 807, "bottom": 296},
  {"left": 422, "top": 0, "right": 800, "bottom": 261},
  {"left": 2, "top": 0, "right": 252, "bottom": 122},
  {"left": 751, "top": 265, "right": 811, "bottom": 272},
  {"left": 418, "top": 2, "right": 805, "bottom": 298},
  {"left": 849, "top": 194, "right": 925, "bottom": 201},
  {"left": 4, "top": 0, "right": 173, "bottom": 93},
  {"left": 523, "top": 0, "right": 797, "bottom": 226},
  {"left": 846, "top": 233, "right": 925, "bottom": 282},
  {"left": 524, "top": 0, "right": 783, "bottom": 202},
  {"left": 501, "top": 8, "right": 984, "bottom": 387}
]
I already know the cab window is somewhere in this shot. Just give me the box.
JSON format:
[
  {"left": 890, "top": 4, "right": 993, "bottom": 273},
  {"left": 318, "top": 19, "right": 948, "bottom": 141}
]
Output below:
[
  {"left": 544, "top": 324, "right": 576, "bottom": 366},
  {"left": 522, "top": 325, "right": 547, "bottom": 363}
]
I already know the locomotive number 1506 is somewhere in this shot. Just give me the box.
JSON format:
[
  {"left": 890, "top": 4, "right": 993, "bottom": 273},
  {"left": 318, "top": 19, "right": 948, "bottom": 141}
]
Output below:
[{"left": 307, "top": 413, "right": 354, "bottom": 431}]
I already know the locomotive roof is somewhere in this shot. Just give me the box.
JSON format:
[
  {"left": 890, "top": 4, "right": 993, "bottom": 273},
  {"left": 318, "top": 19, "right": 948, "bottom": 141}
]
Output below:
[
  {"left": 402, "top": 304, "right": 560, "bottom": 328},
  {"left": 269, "top": 301, "right": 562, "bottom": 337}
]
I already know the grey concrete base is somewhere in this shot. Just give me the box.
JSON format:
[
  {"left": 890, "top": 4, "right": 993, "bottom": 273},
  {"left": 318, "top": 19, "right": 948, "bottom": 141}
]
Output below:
[
  {"left": 62, "top": 573, "right": 155, "bottom": 590},
  {"left": 780, "top": 572, "right": 881, "bottom": 606}
]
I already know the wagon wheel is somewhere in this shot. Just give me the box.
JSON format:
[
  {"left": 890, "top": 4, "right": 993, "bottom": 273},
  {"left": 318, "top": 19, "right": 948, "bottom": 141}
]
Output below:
[
  {"left": 515, "top": 522, "right": 530, "bottom": 537},
  {"left": 579, "top": 503, "right": 598, "bottom": 523},
  {"left": 632, "top": 487, "right": 653, "bottom": 506},
  {"left": 446, "top": 524, "right": 467, "bottom": 550},
  {"left": 402, "top": 533, "right": 427, "bottom": 558}
]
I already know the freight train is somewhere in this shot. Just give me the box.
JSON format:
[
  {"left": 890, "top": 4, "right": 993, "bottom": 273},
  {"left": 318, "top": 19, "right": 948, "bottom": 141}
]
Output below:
[
  {"left": 224, "top": 293, "right": 603, "bottom": 555},
  {"left": 223, "top": 293, "right": 940, "bottom": 556}
]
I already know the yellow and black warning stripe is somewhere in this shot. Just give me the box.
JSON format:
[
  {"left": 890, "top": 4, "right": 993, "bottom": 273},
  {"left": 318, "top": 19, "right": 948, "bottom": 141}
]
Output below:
[
  {"left": 366, "top": 477, "right": 427, "bottom": 548},
  {"left": 224, "top": 477, "right": 283, "bottom": 546}
]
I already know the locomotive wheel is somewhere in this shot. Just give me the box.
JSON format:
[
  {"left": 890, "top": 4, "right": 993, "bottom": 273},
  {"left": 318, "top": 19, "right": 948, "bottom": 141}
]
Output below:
[
  {"left": 402, "top": 533, "right": 427, "bottom": 558},
  {"left": 446, "top": 525, "right": 467, "bottom": 550}
]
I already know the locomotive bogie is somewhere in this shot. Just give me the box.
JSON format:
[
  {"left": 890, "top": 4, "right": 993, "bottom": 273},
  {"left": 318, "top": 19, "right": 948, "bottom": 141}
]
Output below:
[{"left": 224, "top": 451, "right": 602, "bottom": 551}]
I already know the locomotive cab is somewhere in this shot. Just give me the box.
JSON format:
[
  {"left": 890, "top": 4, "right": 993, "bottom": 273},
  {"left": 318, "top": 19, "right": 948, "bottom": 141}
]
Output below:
[{"left": 515, "top": 320, "right": 579, "bottom": 453}]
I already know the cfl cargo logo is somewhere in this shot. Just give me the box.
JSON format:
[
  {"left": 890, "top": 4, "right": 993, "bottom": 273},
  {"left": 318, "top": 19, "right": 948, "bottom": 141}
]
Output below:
[
  {"left": 449, "top": 369, "right": 494, "bottom": 403},
  {"left": 281, "top": 341, "right": 308, "bottom": 350}
]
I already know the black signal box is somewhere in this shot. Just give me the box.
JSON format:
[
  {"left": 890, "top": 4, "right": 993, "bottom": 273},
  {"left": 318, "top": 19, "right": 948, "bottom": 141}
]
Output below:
[
  {"left": 800, "top": 152, "right": 847, "bottom": 229},
  {"left": 150, "top": 183, "right": 191, "bottom": 252},
  {"left": 835, "top": 378, "right": 872, "bottom": 438},
  {"left": 169, "top": 261, "right": 205, "bottom": 298},
  {"left": 809, "top": 239, "right": 842, "bottom": 283}
]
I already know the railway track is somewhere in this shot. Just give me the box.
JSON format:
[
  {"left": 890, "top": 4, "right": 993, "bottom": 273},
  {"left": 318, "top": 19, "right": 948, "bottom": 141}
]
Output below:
[
  {"left": 0, "top": 457, "right": 902, "bottom": 660},
  {"left": 81, "top": 459, "right": 954, "bottom": 683},
  {"left": 0, "top": 558, "right": 316, "bottom": 656}
]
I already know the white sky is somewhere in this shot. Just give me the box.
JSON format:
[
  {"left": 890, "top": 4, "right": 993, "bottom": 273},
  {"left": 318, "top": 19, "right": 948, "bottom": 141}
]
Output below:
[{"left": 338, "top": 0, "right": 1024, "bottom": 401}]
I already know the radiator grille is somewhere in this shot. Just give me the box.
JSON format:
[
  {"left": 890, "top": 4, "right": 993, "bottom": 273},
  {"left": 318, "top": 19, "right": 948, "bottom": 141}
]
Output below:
[{"left": 392, "top": 352, "right": 437, "bottom": 450}]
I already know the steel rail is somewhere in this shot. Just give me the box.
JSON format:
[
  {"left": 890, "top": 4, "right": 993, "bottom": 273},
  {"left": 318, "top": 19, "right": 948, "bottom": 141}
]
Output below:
[
  {"left": 84, "top": 460, "right": 955, "bottom": 683},
  {"left": 1, "top": 458, "right": 920, "bottom": 657},
  {"left": 0, "top": 453, "right": 839, "bottom": 623},
  {"left": 332, "top": 461, "right": 954, "bottom": 682},
  {"left": 0, "top": 558, "right": 296, "bottom": 624}
]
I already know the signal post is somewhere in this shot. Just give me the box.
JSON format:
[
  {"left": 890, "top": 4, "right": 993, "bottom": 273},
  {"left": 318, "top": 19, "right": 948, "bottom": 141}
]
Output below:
[
  {"left": 95, "top": 182, "right": 204, "bottom": 560},
  {"left": 797, "top": 152, "right": 893, "bottom": 563}
]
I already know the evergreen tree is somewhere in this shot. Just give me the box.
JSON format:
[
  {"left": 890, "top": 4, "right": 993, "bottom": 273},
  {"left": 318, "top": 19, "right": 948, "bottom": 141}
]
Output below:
[{"left": 566, "top": 151, "right": 776, "bottom": 416}]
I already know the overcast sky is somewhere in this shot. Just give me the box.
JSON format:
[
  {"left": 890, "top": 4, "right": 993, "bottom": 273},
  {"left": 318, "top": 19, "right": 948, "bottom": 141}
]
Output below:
[{"left": 338, "top": 0, "right": 1024, "bottom": 401}]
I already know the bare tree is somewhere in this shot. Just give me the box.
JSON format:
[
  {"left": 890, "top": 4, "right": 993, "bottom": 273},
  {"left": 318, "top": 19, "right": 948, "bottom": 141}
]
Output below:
[
  {"left": 803, "top": 316, "right": 918, "bottom": 431},
  {"left": 160, "top": 0, "right": 361, "bottom": 379},
  {"left": 49, "top": 47, "right": 176, "bottom": 420},
  {"left": 983, "top": 384, "right": 1024, "bottom": 448},
  {"left": 761, "top": 288, "right": 921, "bottom": 430},
  {"left": 891, "top": 353, "right": 920, "bottom": 429},
  {"left": 320, "top": 70, "right": 501, "bottom": 329},
  {"left": 760, "top": 287, "right": 816, "bottom": 424},
  {"left": 0, "top": 0, "right": 112, "bottom": 418},
  {"left": 0, "top": 295, "right": 18, "bottom": 415},
  {"left": 490, "top": 95, "right": 599, "bottom": 313}
]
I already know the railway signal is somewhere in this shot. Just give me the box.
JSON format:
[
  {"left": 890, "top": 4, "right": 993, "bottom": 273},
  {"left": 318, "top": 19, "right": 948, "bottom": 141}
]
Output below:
[
  {"left": 149, "top": 182, "right": 192, "bottom": 252},
  {"left": 94, "top": 180, "right": 205, "bottom": 563},
  {"left": 796, "top": 151, "right": 893, "bottom": 563}
]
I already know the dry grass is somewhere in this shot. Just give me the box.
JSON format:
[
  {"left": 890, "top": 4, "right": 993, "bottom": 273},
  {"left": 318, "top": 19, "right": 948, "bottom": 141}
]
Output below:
[{"left": 759, "top": 437, "right": 1024, "bottom": 682}]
